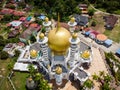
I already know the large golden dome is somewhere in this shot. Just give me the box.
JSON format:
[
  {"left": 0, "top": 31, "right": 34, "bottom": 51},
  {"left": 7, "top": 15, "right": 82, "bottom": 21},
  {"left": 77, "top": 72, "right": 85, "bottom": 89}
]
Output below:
[{"left": 48, "top": 27, "right": 71, "bottom": 55}]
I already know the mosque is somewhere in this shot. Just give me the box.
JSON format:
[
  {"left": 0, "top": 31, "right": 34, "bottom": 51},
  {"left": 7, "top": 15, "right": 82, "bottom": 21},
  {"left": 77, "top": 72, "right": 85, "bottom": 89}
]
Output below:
[{"left": 15, "top": 16, "right": 92, "bottom": 86}]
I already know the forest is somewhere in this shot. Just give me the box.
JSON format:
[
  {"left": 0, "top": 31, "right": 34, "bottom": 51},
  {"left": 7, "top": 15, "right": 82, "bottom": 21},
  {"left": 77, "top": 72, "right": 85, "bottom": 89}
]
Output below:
[{"left": 88, "top": 0, "right": 120, "bottom": 14}]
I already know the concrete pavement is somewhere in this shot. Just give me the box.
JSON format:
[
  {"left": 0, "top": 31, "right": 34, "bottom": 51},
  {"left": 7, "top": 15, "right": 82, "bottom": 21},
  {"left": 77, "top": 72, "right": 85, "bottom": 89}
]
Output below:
[{"left": 78, "top": 32, "right": 120, "bottom": 53}]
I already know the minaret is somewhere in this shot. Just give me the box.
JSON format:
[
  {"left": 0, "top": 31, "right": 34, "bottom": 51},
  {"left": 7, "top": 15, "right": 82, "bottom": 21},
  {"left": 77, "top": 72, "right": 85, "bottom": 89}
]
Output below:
[
  {"left": 55, "top": 66, "right": 63, "bottom": 85},
  {"left": 68, "top": 17, "right": 77, "bottom": 33},
  {"left": 39, "top": 33, "right": 49, "bottom": 67},
  {"left": 42, "top": 17, "right": 51, "bottom": 36},
  {"left": 68, "top": 33, "right": 80, "bottom": 68}
]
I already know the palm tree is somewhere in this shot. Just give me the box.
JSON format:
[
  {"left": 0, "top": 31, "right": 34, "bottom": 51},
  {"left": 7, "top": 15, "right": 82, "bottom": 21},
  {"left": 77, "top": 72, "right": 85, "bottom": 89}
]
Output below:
[
  {"left": 27, "top": 64, "right": 36, "bottom": 77},
  {"left": 92, "top": 73, "right": 99, "bottom": 81},
  {"left": 83, "top": 79, "right": 94, "bottom": 90},
  {"left": 100, "top": 82, "right": 111, "bottom": 90},
  {"left": 104, "top": 74, "right": 112, "bottom": 83}
]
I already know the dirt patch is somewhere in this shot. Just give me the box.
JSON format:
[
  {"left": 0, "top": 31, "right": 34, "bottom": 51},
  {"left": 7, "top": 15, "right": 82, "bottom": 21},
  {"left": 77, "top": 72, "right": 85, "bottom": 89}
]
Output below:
[{"left": 90, "top": 12, "right": 105, "bottom": 33}]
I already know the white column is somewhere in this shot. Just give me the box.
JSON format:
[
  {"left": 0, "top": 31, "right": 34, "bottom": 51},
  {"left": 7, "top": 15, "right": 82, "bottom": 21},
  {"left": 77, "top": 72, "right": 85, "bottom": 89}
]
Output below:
[
  {"left": 43, "top": 21, "right": 51, "bottom": 36},
  {"left": 69, "top": 37, "right": 80, "bottom": 68},
  {"left": 55, "top": 74, "right": 63, "bottom": 85},
  {"left": 68, "top": 21, "right": 77, "bottom": 33},
  {"left": 39, "top": 37, "right": 49, "bottom": 66}
]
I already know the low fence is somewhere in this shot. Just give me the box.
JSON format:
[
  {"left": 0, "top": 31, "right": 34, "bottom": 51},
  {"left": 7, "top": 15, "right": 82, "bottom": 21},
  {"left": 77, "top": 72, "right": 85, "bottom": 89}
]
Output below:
[
  {"left": 7, "top": 71, "right": 16, "bottom": 90},
  {"left": 99, "top": 48, "right": 112, "bottom": 75}
]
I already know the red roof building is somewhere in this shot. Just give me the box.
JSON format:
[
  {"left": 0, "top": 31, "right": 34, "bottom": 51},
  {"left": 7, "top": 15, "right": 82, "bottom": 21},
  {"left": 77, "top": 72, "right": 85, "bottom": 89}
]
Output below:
[
  {"left": 0, "top": 9, "right": 14, "bottom": 15},
  {"left": 19, "top": 17, "right": 26, "bottom": 21},
  {"left": 13, "top": 11, "right": 25, "bottom": 16},
  {"left": 30, "top": 23, "right": 38, "bottom": 28}
]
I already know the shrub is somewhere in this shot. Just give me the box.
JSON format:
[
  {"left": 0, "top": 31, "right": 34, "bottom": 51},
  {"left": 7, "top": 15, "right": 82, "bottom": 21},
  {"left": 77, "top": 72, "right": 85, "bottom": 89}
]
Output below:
[
  {"left": 0, "top": 51, "right": 9, "bottom": 60},
  {"left": 91, "top": 21, "right": 96, "bottom": 27}
]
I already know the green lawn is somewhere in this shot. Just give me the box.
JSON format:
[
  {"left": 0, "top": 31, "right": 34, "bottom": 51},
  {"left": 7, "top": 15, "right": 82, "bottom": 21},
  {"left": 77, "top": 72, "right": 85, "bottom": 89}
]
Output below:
[
  {"left": 0, "top": 59, "right": 13, "bottom": 90},
  {"left": 104, "top": 24, "right": 120, "bottom": 43},
  {"left": 12, "top": 72, "right": 29, "bottom": 90},
  {"left": 0, "top": 58, "right": 29, "bottom": 90}
]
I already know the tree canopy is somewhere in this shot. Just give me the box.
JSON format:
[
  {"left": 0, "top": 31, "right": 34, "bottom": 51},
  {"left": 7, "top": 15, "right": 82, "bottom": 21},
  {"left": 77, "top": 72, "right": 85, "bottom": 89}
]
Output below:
[{"left": 25, "top": 0, "right": 82, "bottom": 21}]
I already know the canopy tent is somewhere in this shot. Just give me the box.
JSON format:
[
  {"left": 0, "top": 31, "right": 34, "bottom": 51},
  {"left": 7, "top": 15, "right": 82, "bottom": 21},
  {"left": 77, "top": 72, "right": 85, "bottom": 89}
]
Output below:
[
  {"left": 116, "top": 49, "right": 120, "bottom": 55},
  {"left": 96, "top": 34, "right": 107, "bottom": 42},
  {"left": 104, "top": 39, "right": 113, "bottom": 47},
  {"left": 85, "top": 31, "right": 91, "bottom": 36},
  {"left": 89, "top": 31, "right": 99, "bottom": 39}
]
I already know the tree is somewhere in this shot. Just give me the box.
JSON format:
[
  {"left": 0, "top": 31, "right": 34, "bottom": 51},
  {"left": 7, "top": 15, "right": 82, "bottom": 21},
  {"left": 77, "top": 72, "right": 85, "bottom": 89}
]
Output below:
[
  {"left": 2, "top": 14, "right": 13, "bottom": 22},
  {"left": 0, "top": 51, "right": 9, "bottom": 60},
  {"left": 7, "top": 62, "right": 14, "bottom": 71},
  {"left": 88, "top": 9, "right": 95, "bottom": 18},
  {"left": 27, "top": 64, "right": 37, "bottom": 77},
  {"left": 92, "top": 73, "right": 99, "bottom": 80},
  {"left": 83, "top": 79, "right": 94, "bottom": 90},
  {"left": 91, "top": 21, "right": 96, "bottom": 27},
  {"left": 14, "top": 50, "right": 20, "bottom": 57}
]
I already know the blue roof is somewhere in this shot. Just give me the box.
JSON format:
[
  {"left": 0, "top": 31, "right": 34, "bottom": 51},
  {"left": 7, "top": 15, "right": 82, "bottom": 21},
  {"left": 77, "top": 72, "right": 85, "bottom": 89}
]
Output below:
[
  {"left": 85, "top": 31, "right": 90, "bottom": 36},
  {"left": 116, "top": 49, "right": 120, "bottom": 55},
  {"left": 104, "top": 39, "right": 113, "bottom": 45},
  {"left": 26, "top": 16, "right": 32, "bottom": 21},
  {"left": 38, "top": 15, "right": 46, "bottom": 20}
]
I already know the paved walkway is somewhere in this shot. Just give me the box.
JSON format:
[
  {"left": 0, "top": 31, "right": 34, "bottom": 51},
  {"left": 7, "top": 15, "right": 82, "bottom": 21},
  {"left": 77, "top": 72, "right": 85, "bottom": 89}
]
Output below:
[
  {"left": 85, "top": 47, "right": 108, "bottom": 90},
  {"left": 57, "top": 47, "right": 108, "bottom": 90}
]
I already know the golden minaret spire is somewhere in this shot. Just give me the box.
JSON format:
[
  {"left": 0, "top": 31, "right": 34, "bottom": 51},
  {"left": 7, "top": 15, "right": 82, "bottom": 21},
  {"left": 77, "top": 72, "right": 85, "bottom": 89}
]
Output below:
[{"left": 57, "top": 13, "right": 60, "bottom": 31}]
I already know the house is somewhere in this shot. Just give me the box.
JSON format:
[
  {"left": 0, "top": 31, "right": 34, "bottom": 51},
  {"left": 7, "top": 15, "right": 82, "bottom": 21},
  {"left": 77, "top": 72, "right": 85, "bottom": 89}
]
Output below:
[
  {"left": 74, "top": 14, "right": 88, "bottom": 26},
  {"left": 19, "top": 17, "right": 26, "bottom": 22},
  {"left": 0, "top": 9, "right": 14, "bottom": 15},
  {"left": 8, "top": 30, "right": 19, "bottom": 38},
  {"left": 3, "top": 43, "right": 17, "bottom": 57},
  {"left": 103, "top": 15, "right": 118, "bottom": 30},
  {"left": 20, "top": 26, "right": 41, "bottom": 43},
  {"left": 7, "top": 20, "right": 22, "bottom": 29},
  {"left": 78, "top": 4, "right": 88, "bottom": 14},
  {"left": 13, "top": 11, "right": 26, "bottom": 16}
]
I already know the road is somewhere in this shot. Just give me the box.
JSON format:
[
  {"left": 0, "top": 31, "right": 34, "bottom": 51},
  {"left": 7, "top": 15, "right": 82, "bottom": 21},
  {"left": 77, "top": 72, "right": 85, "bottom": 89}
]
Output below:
[{"left": 78, "top": 32, "right": 120, "bottom": 53}]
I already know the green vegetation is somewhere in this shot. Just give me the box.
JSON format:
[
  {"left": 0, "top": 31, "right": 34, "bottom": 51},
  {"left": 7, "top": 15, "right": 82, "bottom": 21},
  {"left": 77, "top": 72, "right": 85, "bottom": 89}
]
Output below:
[
  {"left": 12, "top": 72, "right": 29, "bottom": 90},
  {"left": 92, "top": 71, "right": 112, "bottom": 90},
  {"left": 24, "top": 0, "right": 82, "bottom": 21},
  {"left": 105, "top": 52, "right": 120, "bottom": 85},
  {"left": 0, "top": 51, "right": 9, "bottom": 60},
  {"left": 82, "top": 79, "right": 94, "bottom": 90},
  {"left": 104, "top": 24, "right": 120, "bottom": 43},
  {"left": 27, "top": 64, "right": 52, "bottom": 90},
  {"left": 89, "top": 0, "right": 120, "bottom": 14}
]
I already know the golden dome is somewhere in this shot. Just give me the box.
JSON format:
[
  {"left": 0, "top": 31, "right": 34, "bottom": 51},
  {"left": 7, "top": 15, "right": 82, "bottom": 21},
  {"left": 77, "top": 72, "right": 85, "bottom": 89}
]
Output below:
[
  {"left": 30, "top": 49, "right": 38, "bottom": 58},
  {"left": 45, "top": 17, "right": 49, "bottom": 23},
  {"left": 48, "top": 27, "right": 71, "bottom": 55},
  {"left": 72, "top": 32, "right": 78, "bottom": 39},
  {"left": 70, "top": 17, "right": 75, "bottom": 23},
  {"left": 55, "top": 66, "right": 62, "bottom": 74},
  {"left": 81, "top": 50, "right": 90, "bottom": 59},
  {"left": 39, "top": 33, "right": 44, "bottom": 39}
]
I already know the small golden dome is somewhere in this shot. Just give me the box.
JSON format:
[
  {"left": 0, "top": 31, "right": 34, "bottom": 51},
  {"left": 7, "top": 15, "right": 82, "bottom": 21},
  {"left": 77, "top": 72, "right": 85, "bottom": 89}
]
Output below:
[
  {"left": 39, "top": 33, "right": 44, "bottom": 39},
  {"left": 81, "top": 50, "right": 90, "bottom": 59},
  {"left": 55, "top": 66, "right": 62, "bottom": 74},
  {"left": 70, "top": 17, "right": 75, "bottom": 23},
  {"left": 30, "top": 49, "right": 38, "bottom": 58},
  {"left": 48, "top": 27, "right": 71, "bottom": 55},
  {"left": 45, "top": 17, "right": 49, "bottom": 23},
  {"left": 72, "top": 32, "right": 78, "bottom": 39}
]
